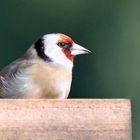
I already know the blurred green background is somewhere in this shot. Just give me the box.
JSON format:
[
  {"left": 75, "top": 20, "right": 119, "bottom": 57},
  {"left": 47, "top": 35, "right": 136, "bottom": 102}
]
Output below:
[{"left": 0, "top": 0, "right": 140, "bottom": 139}]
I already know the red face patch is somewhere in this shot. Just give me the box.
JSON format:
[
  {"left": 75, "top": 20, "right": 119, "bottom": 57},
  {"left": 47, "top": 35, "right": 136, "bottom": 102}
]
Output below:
[
  {"left": 61, "top": 48, "right": 74, "bottom": 62},
  {"left": 58, "top": 34, "right": 73, "bottom": 44},
  {"left": 57, "top": 34, "right": 74, "bottom": 62}
]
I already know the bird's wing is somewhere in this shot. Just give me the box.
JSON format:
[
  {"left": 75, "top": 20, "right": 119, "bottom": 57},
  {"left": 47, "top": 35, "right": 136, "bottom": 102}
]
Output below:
[{"left": 0, "top": 58, "right": 34, "bottom": 97}]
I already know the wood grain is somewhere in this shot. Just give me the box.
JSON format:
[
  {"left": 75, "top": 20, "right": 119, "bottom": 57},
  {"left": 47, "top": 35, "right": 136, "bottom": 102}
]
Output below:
[{"left": 0, "top": 99, "right": 131, "bottom": 140}]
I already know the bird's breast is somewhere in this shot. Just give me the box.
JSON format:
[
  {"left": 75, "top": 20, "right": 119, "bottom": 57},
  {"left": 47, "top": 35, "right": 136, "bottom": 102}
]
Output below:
[{"left": 28, "top": 62, "right": 72, "bottom": 99}]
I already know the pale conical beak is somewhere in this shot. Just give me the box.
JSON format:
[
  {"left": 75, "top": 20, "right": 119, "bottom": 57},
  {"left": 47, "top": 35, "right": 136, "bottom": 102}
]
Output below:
[{"left": 71, "top": 44, "right": 91, "bottom": 56}]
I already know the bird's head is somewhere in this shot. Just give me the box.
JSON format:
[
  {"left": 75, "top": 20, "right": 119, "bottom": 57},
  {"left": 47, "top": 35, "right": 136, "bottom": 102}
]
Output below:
[{"left": 31, "top": 33, "right": 90, "bottom": 68}]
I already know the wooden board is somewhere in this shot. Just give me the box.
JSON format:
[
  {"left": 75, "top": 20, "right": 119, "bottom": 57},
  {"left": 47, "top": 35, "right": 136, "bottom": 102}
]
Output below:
[{"left": 0, "top": 99, "right": 131, "bottom": 140}]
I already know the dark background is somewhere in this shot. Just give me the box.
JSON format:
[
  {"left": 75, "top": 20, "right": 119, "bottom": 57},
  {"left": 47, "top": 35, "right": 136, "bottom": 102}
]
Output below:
[{"left": 0, "top": 0, "right": 139, "bottom": 139}]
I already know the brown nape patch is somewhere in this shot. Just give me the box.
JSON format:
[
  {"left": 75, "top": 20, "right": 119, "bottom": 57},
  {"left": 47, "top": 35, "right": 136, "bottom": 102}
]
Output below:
[
  {"left": 58, "top": 34, "right": 73, "bottom": 44},
  {"left": 62, "top": 48, "right": 74, "bottom": 62}
]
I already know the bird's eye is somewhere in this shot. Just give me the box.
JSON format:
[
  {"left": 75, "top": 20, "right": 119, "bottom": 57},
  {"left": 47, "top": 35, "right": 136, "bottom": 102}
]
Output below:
[
  {"left": 57, "top": 42, "right": 72, "bottom": 50},
  {"left": 57, "top": 42, "right": 66, "bottom": 47}
]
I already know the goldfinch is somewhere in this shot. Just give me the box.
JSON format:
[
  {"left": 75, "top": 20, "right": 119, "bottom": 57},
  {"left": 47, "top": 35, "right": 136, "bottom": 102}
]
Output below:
[{"left": 0, "top": 33, "right": 90, "bottom": 98}]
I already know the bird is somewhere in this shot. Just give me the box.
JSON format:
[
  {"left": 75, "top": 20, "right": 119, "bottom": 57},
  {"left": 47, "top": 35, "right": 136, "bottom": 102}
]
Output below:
[{"left": 0, "top": 33, "right": 90, "bottom": 99}]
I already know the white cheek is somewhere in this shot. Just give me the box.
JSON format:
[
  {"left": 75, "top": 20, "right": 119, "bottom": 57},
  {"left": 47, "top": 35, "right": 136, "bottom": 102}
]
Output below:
[{"left": 44, "top": 45, "right": 73, "bottom": 69}]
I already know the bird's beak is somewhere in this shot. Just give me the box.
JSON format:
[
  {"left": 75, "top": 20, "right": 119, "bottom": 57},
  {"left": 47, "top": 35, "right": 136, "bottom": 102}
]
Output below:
[{"left": 71, "top": 43, "right": 91, "bottom": 56}]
